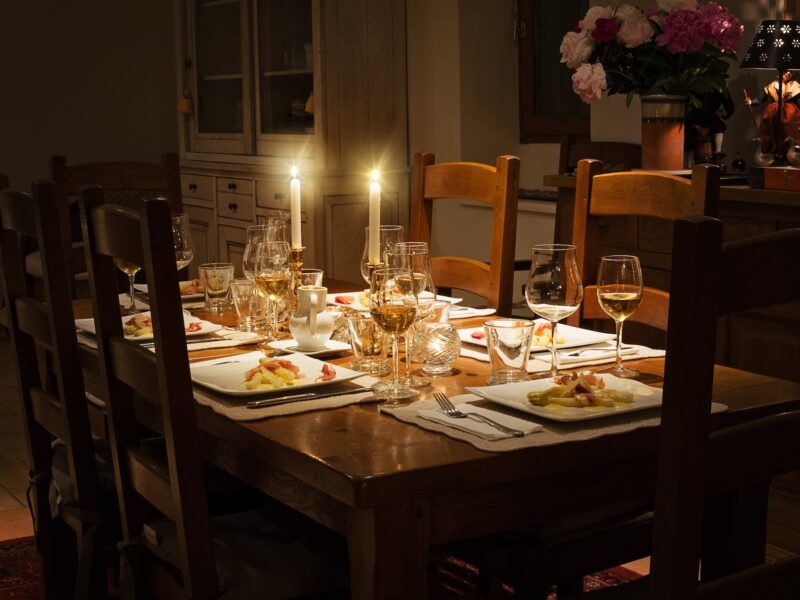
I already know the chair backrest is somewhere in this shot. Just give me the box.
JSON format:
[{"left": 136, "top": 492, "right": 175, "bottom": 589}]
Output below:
[
  {"left": 0, "top": 174, "right": 8, "bottom": 190},
  {"left": 646, "top": 216, "right": 800, "bottom": 600},
  {"left": 0, "top": 182, "right": 102, "bottom": 577},
  {"left": 410, "top": 152, "right": 520, "bottom": 316},
  {"left": 558, "top": 136, "right": 641, "bottom": 174},
  {"left": 80, "top": 189, "right": 217, "bottom": 599},
  {"left": 568, "top": 158, "right": 719, "bottom": 332}
]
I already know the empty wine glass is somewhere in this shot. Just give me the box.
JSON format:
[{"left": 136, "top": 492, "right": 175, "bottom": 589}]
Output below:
[
  {"left": 114, "top": 259, "right": 141, "bottom": 316},
  {"left": 172, "top": 213, "right": 194, "bottom": 271},
  {"left": 264, "top": 210, "right": 290, "bottom": 243},
  {"left": 596, "top": 255, "right": 643, "bottom": 379},
  {"left": 242, "top": 224, "right": 271, "bottom": 281},
  {"left": 360, "top": 225, "right": 404, "bottom": 284},
  {"left": 369, "top": 267, "right": 419, "bottom": 405},
  {"left": 525, "top": 244, "right": 583, "bottom": 378},
  {"left": 254, "top": 241, "right": 292, "bottom": 340}
]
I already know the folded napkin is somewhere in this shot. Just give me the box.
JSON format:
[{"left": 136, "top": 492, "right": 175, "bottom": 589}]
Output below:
[
  {"left": 448, "top": 307, "right": 497, "bottom": 320},
  {"left": 418, "top": 400, "right": 542, "bottom": 441},
  {"left": 118, "top": 293, "right": 149, "bottom": 311},
  {"left": 145, "top": 330, "right": 265, "bottom": 352},
  {"left": 535, "top": 342, "right": 637, "bottom": 366}
]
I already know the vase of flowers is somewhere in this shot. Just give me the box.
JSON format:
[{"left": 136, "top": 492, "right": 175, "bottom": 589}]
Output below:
[{"left": 560, "top": 0, "right": 743, "bottom": 170}]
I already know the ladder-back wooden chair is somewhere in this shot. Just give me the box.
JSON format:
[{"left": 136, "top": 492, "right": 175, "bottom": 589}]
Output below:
[
  {"left": 567, "top": 218, "right": 800, "bottom": 600},
  {"left": 410, "top": 152, "right": 520, "bottom": 316},
  {"left": 80, "top": 190, "right": 346, "bottom": 599},
  {"left": 0, "top": 181, "right": 113, "bottom": 599},
  {"left": 568, "top": 158, "right": 719, "bottom": 334},
  {"left": 24, "top": 153, "right": 182, "bottom": 297}
]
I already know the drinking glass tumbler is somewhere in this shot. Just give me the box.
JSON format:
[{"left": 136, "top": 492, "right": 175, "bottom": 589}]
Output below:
[
  {"left": 483, "top": 319, "right": 535, "bottom": 385},
  {"left": 231, "top": 278, "right": 267, "bottom": 331},
  {"left": 199, "top": 263, "right": 234, "bottom": 312},
  {"left": 346, "top": 313, "right": 390, "bottom": 376}
]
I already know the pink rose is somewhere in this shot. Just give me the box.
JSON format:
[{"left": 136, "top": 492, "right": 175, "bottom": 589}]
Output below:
[
  {"left": 572, "top": 63, "right": 607, "bottom": 103},
  {"left": 560, "top": 31, "right": 595, "bottom": 69},
  {"left": 657, "top": 0, "right": 698, "bottom": 12},
  {"left": 618, "top": 16, "right": 655, "bottom": 48},
  {"left": 592, "top": 17, "right": 620, "bottom": 42},
  {"left": 700, "top": 2, "right": 743, "bottom": 54},
  {"left": 616, "top": 4, "right": 644, "bottom": 22},
  {"left": 657, "top": 9, "right": 706, "bottom": 52},
  {"left": 580, "top": 6, "right": 613, "bottom": 31}
]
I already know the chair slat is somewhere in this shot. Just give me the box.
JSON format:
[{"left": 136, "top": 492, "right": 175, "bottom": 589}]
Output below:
[
  {"left": 108, "top": 338, "right": 163, "bottom": 405},
  {"left": 29, "top": 388, "right": 66, "bottom": 441},
  {"left": 126, "top": 446, "right": 176, "bottom": 521},
  {"left": 0, "top": 189, "right": 37, "bottom": 237},
  {"left": 14, "top": 297, "right": 52, "bottom": 349}
]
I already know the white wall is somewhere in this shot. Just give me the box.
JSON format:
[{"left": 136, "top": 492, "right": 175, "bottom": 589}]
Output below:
[{"left": 0, "top": 1, "right": 178, "bottom": 190}]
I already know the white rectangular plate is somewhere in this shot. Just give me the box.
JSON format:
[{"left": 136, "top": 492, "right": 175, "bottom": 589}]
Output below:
[
  {"left": 458, "top": 321, "right": 615, "bottom": 352},
  {"left": 190, "top": 353, "right": 362, "bottom": 397},
  {"left": 466, "top": 374, "right": 662, "bottom": 422},
  {"left": 134, "top": 280, "right": 204, "bottom": 301},
  {"left": 75, "top": 311, "right": 222, "bottom": 342},
  {"left": 328, "top": 291, "right": 463, "bottom": 312}
]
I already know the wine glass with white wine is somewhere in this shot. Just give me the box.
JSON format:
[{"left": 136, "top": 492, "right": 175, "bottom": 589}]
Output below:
[
  {"left": 525, "top": 244, "right": 583, "bottom": 378},
  {"left": 596, "top": 255, "right": 643, "bottom": 379},
  {"left": 115, "top": 259, "right": 142, "bottom": 316},
  {"left": 253, "top": 241, "right": 292, "bottom": 340}
]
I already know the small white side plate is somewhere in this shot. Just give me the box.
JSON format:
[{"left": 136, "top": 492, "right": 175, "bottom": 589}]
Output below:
[
  {"left": 458, "top": 321, "right": 615, "bottom": 352},
  {"left": 267, "top": 338, "right": 351, "bottom": 357},
  {"left": 328, "top": 291, "right": 463, "bottom": 311},
  {"left": 75, "top": 311, "right": 222, "bottom": 342},
  {"left": 134, "top": 281, "right": 204, "bottom": 301}
]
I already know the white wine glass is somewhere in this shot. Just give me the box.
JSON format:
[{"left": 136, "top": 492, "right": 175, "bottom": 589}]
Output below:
[
  {"left": 242, "top": 224, "right": 270, "bottom": 281},
  {"left": 114, "top": 259, "right": 142, "bottom": 316},
  {"left": 525, "top": 244, "right": 583, "bottom": 378},
  {"left": 389, "top": 242, "right": 437, "bottom": 387},
  {"left": 369, "top": 266, "right": 419, "bottom": 405},
  {"left": 172, "top": 213, "right": 194, "bottom": 271},
  {"left": 596, "top": 255, "right": 643, "bottom": 379},
  {"left": 254, "top": 241, "right": 292, "bottom": 340},
  {"left": 360, "top": 225, "right": 404, "bottom": 284}
]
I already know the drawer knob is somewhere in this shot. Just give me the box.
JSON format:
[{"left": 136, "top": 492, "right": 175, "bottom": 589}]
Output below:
[
  {"left": 228, "top": 182, "right": 237, "bottom": 191},
  {"left": 188, "top": 183, "right": 197, "bottom": 191},
  {"left": 274, "top": 192, "right": 284, "bottom": 200},
  {"left": 228, "top": 202, "right": 238, "bottom": 211}
]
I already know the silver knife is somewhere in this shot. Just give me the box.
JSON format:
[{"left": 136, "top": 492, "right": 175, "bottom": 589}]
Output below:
[{"left": 246, "top": 387, "right": 372, "bottom": 409}]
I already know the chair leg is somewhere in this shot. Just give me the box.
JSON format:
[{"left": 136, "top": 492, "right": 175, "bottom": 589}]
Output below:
[
  {"left": 555, "top": 575, "right": 585, "bottom": 596},
  {"left": 40, "top": 518, "right": 78, "bottom": 600}
]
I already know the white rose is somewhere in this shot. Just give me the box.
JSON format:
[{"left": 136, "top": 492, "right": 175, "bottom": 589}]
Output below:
[
  {"left": 616, "top": 4, "right": 643, "bottom": 23},
  {"left": 580, "top": 6, "right": 613, "bottom": 31},
  {"left": 572, "top": 62, "right": 607, "bottom": 104},
  {"left": 617, "top": 16, "right": 654, "bottom": 48},
  {"left": 656, "top": 0, "right": 699, "bottom": 12},
  {"left": 560, "top": 31, "right": 595, "bottom": 69}
]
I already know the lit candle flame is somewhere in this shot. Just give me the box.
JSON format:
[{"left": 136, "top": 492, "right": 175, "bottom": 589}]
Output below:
[
  {"left": 371, "top": 169, "right": 380, "bottom": 183},
  {"left": 291, "top": 165, "right": 298, "bottom": 178}
]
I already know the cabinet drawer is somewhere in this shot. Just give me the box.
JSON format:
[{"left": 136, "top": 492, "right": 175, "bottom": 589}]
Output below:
[
  {"left": 217, "top": 177, "right": 254, "bottom": 196},
  {"left": 180, "top": 173, "right": 214, "bottom": 201},
  {"left": 256, "top": 180, "right": 290, "bottom": 209},
  {"left": 217, "top": 192, "right": 254, "bottom": 222}
]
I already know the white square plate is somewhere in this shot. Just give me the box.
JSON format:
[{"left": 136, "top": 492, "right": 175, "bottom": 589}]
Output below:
[
  {"left": 466, "top": 374, "right": 662, "bottom": 422},
  {"left": 328, "top": 291, "right": 463, "bottom": 312},
  {"left": 75, "top": 311, "right": 222, "bottom": 342},
  {"left": 190, "top": 353, "right": 362, "bottom": 396},
  {"left": 458, "top": 321, "right": 615, "bottom": 352},
  {"left": 134, "top": 280, "right": 204, "bottom": 301}
]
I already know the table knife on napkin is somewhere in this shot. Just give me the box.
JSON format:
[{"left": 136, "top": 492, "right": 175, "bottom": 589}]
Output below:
[{"left": 246, "top": 387, "right": 372, "bottom": 409}]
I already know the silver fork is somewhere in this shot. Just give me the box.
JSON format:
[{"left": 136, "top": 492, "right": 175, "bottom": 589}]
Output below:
[{"left": 433, "top": 392, "right": 524, "bottom": 437}]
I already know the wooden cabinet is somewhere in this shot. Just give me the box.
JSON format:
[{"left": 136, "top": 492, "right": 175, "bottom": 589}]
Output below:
[
  {"left": 217, "top": 224, "right": 247, "bottom": 278},
  {"left": 175, "top": 0, "right": 409, "bottom": 279}
]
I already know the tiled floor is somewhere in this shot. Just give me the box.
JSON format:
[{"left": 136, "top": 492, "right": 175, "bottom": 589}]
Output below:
[{"left": 0, "top": 337, "right": 33, "bottom": 541}]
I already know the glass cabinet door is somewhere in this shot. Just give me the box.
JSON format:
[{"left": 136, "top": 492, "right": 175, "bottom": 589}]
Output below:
[
  {"left": 254, "top": 0, "right": 314, "bottom": 144},
  {"left": 191, "top": 0, "right": 252, "bottom": 153}
]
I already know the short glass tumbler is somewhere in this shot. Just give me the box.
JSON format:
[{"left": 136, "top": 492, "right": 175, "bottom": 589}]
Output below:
[
  {"left": 199, "top": 262, "right": 234, "bottom": 312},
  {"left": 484, "top": 319, "right": 535, "bottom": 385},
  {"left": 417, "top": 323, "right": 461, "bottom": 376},
  {"left": 231, "top": 279, "right": 267, "bottom": 331},
  {"left": 346, "top": 313, "right": 390, "bottom": 376}
]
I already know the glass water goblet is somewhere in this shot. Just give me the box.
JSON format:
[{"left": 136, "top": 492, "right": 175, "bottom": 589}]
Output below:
[
  {"left": 360, "top": 225, "right": 404, "bottom": 285},
  {"left": 254, "top": 241, "right": 292, "bottom": 340},
  {"left": 596, "top": 255, "right": 643, "bottom": 379},
  {"left": 114, "top": 259, "right": 142, "bottom": 315},
  {"left": 369, "top": 267, "right": 419, "bottom": 405},
  {"left": 525, "top": 244, "right": 583, "bottom": 379},
  {"left": 242, "top": 225, "right": 271, "bottom": 281},
  {"left": 171, "top": 213, "right": 194, "bottom": 272}
]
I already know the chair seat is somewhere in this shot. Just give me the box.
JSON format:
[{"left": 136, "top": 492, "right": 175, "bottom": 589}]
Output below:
[
  {"left": 141, "top": 508, "right": 348, "bottom": 599},
  {"left": 25, "top": 241, "right": 87, "bottom": 280}
]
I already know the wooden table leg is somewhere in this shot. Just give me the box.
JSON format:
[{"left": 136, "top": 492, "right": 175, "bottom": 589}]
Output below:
[{"left": 347, "top": 501, "right": 430, "bottom": 599}]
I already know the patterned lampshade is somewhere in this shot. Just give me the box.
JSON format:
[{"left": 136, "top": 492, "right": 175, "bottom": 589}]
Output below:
[{"left": 741, "top": 20, "right": 800, "bottom": 69}]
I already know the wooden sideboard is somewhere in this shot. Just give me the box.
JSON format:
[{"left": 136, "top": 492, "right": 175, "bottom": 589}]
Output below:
[{"left": 543, "top": 174, "right": 800, "bottom": 384}]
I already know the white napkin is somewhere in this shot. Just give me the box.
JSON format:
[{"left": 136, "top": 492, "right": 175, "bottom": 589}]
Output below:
[
  {"left": 118, "top": 293, "right": 148, "bottom": 311},
  {"left": 418, "top": 401, "right": 542, "bottom": 441},
  {"left": 447, "top": 307, "right": 497, "bottom": 320},
  {"left": 145, "top": 330, "right": 264, "bottom": 352},
  {"left": 536, "top": 342, "right": 638, "bottom": 365}
]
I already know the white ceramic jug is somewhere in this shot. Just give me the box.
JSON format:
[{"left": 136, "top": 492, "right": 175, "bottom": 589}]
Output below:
[{"left": 289, "top": 285, "right": 335, "bottom": 351}]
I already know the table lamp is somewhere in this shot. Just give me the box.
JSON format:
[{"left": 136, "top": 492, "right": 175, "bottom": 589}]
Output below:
[{"left": 741, "top": 20, "right": 800, "bottom": 163}]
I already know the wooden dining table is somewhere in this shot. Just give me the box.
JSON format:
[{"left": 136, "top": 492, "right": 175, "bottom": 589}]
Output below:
[{"left": 73, "top": 287, "right": 800, "bottom": 599}]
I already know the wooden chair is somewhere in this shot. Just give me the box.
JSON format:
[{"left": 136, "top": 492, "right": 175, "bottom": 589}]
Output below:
[
  {"left": 558, "top": 136, "right": 641, "bottom": 174},
  {"left": 0, "top": 181, "right": 114, "bottom": 599},
  {"left": 24, "top": 154, "right": 182, "bottom": 297},
  {"left": 565, "top": 218, "right": 800, "bottom": 600},
  {"left": 410, "top": 152, "right": 520, "bottom": 316},
  {"left": 567, "top": 158, "right": 719, "bottom": 334},
  {"left": 79, "top": 189, "right": 346, "bottom": 599}
]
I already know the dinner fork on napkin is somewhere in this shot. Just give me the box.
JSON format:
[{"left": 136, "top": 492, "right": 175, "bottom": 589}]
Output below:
[{"left": 417, "top": 397, "right": 541, "bottom": 441}]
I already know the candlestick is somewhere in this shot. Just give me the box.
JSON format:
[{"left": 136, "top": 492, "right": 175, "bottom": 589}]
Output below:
[
  {"left": 290, "top": 166, "right": 302, "bottom": 249},
  {"left": 289, "top": 246, "right": 305, "bottom": 296},
  {"left": 368, "top": 170, "right": 381, "bottom": 264}
]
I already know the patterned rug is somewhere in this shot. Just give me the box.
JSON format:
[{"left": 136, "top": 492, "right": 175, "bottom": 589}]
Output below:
[{"left": 0, "top": 537, "right": 40, "bottom": 598}]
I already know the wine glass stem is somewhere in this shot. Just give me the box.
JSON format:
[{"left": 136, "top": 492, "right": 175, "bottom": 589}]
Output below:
[
  {"left": 550, "top": 321, "right": 559, "bottom": 377},
  {"left": 272, "top": 297, "right": 279, "bottom": 337},
  {"left": 614, "top": 320, "right": 624, "bottom": 370},
  {"left": 391, "top": 335, "right": 400, "bottom": 387},
  {"left": 128, "top": 274, "right": 136, "bottom": 312},
  {"left": 405, "top": 331, "right": 413, "bottom": 379}
]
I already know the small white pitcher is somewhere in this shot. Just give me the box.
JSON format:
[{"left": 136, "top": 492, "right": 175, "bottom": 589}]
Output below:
[{"left": 289, "top": 285, "right": 335, "bottom": 351}]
